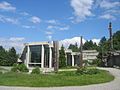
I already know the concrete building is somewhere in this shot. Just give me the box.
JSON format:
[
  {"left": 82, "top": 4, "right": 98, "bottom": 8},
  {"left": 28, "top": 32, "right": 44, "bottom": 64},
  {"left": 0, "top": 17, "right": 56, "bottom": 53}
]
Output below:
[
  {"left": 20, "top": 42, "right": 55, "bottom": 72},
  {"left": 19, "top": 41, "right": 99, "bottom": 72},
  {"left": 65, "top": 49, "right": 98, "bottom": 66}
]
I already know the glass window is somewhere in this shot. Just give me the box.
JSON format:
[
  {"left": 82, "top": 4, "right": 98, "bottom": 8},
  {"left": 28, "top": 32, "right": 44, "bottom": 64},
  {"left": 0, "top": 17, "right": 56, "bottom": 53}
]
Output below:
[
  {"left": 44, "top": 45, "right": 49, "bottom": 68},
  {"left": 29, "top": 45, "right": 42, "bottom": 63}
]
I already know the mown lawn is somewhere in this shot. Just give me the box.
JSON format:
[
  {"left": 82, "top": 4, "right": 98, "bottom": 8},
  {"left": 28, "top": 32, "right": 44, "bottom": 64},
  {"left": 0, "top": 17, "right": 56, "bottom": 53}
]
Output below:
[{"left": 0, "top": 70, "right": 114, "bottom": 87}]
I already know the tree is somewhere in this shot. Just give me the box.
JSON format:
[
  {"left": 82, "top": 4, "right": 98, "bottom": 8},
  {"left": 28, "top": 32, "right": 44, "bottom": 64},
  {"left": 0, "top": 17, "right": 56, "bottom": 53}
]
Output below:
[
  {"left": 59, "top": 45, "right": 66, "bottom": 68},
  {"left": 68, "top": 43, "right": 79, "bottom": 52},
  {"left": 0, "top": 46, "right": 18, "bottom": 66},
  {"left": 113, "top": 30, "right": 120, "bottom": 50},
  {"left": 0, "top": 46, "right": 7, "bottom": 66},
  {"left": 83, "top": 40, "right": 98, "bottom": 50},
  {"left": 8, "top": 47, "right": 18, "bottom": 66}
]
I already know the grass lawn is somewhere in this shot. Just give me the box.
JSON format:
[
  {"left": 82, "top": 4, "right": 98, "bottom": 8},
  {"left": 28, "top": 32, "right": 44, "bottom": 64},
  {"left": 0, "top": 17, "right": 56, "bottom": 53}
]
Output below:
[{"left": 0, "top": 70, "right": 114, "bottom": 87}]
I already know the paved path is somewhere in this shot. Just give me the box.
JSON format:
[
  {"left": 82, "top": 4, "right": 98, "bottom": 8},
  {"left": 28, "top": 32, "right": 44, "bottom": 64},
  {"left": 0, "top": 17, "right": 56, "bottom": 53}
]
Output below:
[{"left": 0, "top": 68, "right": 120, "bottom": 90}]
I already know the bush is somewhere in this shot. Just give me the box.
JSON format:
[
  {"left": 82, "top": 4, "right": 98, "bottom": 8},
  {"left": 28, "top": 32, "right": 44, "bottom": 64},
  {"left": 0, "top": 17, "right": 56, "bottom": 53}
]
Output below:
[
  {"left": 76, "top": 67, "right": 100, "bottom": 75},
  {"left": 11, "top": 63, "right": 18, "bottom": 72},
  {"left": 86, "top": 68, "right": 100, "bottom": 75},
  {"left": 0, "top": 71, "right": 2, "bottom": 74},
  {"left": 18, "top": 64, "right": 29, "bottom": 72},
  {"left": 91, "top": 59, "right": 102, "bottom": 66},
  {"left": 11, "top": 67, "right": 18, "bottom": 72},
  {"left": 11, "top": 63, "right": 29, "bottom": 72},
  {"left": 31, "top": 67, "right": 40, "bottom": 74}
]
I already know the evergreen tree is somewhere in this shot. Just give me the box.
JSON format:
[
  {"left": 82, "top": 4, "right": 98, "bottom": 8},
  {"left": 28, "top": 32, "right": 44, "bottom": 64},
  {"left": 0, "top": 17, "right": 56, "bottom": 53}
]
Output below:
[
  {"left": 0, "top": 46, "right": 7, "bottom": 66},
  {"left": 8, "top": 47, "right": 18, "bottom": 66},
  {"left": 0, "top": 46, "right": 18, "bottom": 66},
  {"left": 83, "top": 40, "right": 98, "bottom": 50},
  {"left": 113, "top": 30, "right": 120, "bottom": 50},
  {"left": 59, "top": 45, "right": 66, "bottom": 68},
  {"left": 68, "top": 42, "right": 79, "bottom": 52}
]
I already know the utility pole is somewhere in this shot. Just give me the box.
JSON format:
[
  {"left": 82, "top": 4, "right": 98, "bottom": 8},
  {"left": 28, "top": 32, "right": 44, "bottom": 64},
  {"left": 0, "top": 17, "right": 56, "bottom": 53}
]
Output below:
[{"left": 80, "top": 36, "right": 83, "bottom": 68}]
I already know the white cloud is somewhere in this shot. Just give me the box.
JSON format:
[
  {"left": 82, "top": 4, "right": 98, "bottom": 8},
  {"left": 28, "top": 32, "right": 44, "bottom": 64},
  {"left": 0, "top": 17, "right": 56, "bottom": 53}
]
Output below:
[
  {"left": 105, "top": 9, "right": 120, "bottom": 14},
  {"left": 59, "top": 25, "right": 70, "bottom": 31},
  {"left": 70, "top": 0, "right": 94, "bottom": 22},
  {"left": 47, "top": 35, "right": 52, "bottom": 41},
  {"left": 22, "top": 25, "right": 35, "bottom": 29},
  {"left": 0, "top": 15, "right": 19, "bottom": 24},
  {"left": 45, "top": 31, "right": 53, "bottom": 35},
  {"left": 46, "top": 20, "right": 58, "bottom": 24},
  {"left": 47, "top": 25, "right": 70, "bottom": 31},
  {"left": 99, "top": 14, "right": 115, "bottom": 20},
  {"left": 9, "top": 37, "right": 25, "bottom": 42},
  {"left": 100, "top": 0, "right": 120, "bottom": 9},
  {"left": 0, "top": 1, "right": 16, "bottom": 12},
  {"left": 20, "top": 12, "right": 29, "bottom": 16},
  {"left": 0, "top": 37, "right": 25, "bottom": 53},
  {"left": 47, "top": 25, "right": 55, "bottom": 29},
  {"left": 30, "top": 16, "right": 41, "bottom": 24}
]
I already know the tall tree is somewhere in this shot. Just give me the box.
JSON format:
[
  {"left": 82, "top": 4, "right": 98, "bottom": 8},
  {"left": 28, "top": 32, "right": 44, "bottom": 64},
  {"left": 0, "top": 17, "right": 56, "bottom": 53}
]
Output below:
[
  {"left": 113, "top": 30, "right": 120, "bottom": 50},
  {"left": 68, "top": 43, "right": 79, "bottom": 52},
  {"left": 59, "top": 45, "right": 66, "bottom": 68},
  {"left": 0, "top": 46, "right": 18, "bottom": 66},
  {"left": 8, "top": 47, "right": 18, "bottom": 66},
  {"left": 0, "top": 46, "right": 6, "bottom": 66},
  {"left": 83, "top": 40, "right": 98, "bottom": 50}
]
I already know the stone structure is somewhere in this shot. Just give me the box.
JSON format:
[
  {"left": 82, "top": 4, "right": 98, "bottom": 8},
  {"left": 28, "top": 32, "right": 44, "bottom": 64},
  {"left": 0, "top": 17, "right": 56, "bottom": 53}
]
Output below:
[
  {"left": 20, "top": 42, "right": 55, "bottom": 72},
  {"left": 65, "top": 49, "right": 98, "bottom": 66},
  {"left": 19, "top": 41, "right": 99, "bottom": 72}
]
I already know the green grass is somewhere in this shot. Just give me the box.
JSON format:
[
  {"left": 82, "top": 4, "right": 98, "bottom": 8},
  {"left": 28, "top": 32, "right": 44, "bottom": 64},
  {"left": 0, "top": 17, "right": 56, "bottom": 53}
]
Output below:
[{"left": 0, "top": 70, "right": 114, "bottom": 87}]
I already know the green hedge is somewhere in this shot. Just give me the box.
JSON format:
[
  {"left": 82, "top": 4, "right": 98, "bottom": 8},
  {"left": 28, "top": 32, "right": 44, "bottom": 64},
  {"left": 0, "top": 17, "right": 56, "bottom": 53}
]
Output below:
[
  {"left": 11, "top": 63, "right": 29, "bottom": 72},
  {"left": 76, "top": 67, "right": 100, "bottom": 75},
  {"left": 31, "top": 67, "right": 40, "bottom": 74}
]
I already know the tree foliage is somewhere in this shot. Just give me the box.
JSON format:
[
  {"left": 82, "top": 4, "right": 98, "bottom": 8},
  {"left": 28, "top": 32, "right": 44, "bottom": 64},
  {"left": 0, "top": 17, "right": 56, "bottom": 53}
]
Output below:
[
  {"left": 113, "top": 30, "right": 120, "bottom": 50},
  {"left": 59, "top": 45, "right": 66, "bottom": 68},
  {"left": 0, "top": 46, "right": 18, "bottom": 66},
  {"left": 68, "top": 43, "right": 79, "bottom": 52},
  {"left": 83, "top": 40, "right": 98, "bottom": 50}
]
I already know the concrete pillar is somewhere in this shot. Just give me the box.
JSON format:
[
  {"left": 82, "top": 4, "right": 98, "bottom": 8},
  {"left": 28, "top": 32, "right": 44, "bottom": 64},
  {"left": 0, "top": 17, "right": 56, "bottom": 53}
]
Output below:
[
  {"left": 41, "top": 45, "right": 44, "bottom": 68},
  {"left": 26, "top": 45, "right": 30, "bottom": 68},
  {"left": 72, "top": 54, "right": 74, "bottom": 66},
  {"left": 65, "top": 54, "right": 67, "bottom": 65},
  {"left": 49, "top": 47, "right": 52, "bottom": 68}
]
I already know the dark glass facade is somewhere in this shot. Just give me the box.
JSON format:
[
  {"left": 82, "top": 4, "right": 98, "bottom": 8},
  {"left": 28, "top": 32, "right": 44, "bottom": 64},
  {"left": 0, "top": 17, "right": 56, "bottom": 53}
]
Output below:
[
  {"left": 29, "top": 45, "right": 42, "bottom": 63},
  {"left": 44, "top": 45, "right": 49, "bottom": 68}
]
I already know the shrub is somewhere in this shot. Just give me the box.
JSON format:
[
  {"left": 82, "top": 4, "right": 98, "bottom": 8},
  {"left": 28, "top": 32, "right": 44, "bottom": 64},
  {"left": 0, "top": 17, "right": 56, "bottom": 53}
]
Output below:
[
  {"left": 31, "top": 67, "right": 40, "bottom": 74},
  {"left": 0, "top": 71, "right": 2, "bottom": 74},
  {"left": 11, "top": 63, "right": 18, "bottom": 72},
  {"left": 11, "top": 63, "right": 29, "bottom": 72},
  {"left": 11, "top": 67, "right": 18, "bottom": 72},
  {"left": 18, "top": 64, "right": 29, "bottom": 72},
  {"left": 86, "top": 68, "right": 100, "bottom": 75},
  {"left": 76, "top": 67, "right": 100, "bottom": 75}
]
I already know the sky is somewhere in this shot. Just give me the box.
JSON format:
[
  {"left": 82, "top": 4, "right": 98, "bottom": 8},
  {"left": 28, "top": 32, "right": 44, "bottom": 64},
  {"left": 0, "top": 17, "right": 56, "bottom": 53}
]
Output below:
[{"left": 0, "top": 0, "right": 120, "bottom": 52}]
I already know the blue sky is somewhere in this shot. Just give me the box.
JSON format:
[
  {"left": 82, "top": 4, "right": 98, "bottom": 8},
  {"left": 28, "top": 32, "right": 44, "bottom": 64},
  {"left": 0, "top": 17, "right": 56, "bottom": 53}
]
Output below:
[{"left": 0, "top": 0, "right": 120, "bottom": 52}]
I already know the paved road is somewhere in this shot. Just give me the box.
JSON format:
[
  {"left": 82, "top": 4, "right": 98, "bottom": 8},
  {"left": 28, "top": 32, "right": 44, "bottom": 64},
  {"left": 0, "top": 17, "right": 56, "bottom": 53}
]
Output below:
[{"left": 0, "top": 68, "right": 120, "bottom": 90}]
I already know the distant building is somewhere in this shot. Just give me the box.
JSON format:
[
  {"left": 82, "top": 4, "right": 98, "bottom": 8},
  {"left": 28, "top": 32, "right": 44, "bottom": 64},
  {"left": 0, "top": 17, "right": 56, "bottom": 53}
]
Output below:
[
  {"left": 65, "top": 49, "right": 98, "bottom": 66},
  {"left": 106, "top": 51, "right": 120, "bottom": 67}
]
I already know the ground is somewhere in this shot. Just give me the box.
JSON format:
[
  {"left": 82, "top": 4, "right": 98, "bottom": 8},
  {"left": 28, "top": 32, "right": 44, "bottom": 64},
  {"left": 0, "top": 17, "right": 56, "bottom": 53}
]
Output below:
[{"left": 0, "top": 68, "right": 120, "bottom": 90}]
